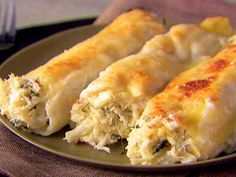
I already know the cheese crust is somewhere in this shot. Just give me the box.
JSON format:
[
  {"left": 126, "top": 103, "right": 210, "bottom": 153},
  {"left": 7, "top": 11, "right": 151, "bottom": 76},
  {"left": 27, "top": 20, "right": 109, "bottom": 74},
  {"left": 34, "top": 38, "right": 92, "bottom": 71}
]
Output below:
[
  {"left": 127, "top": 42, "right": 236, "bottom": 165},
  {"left": 0, "top": 9, "right": 164, "bottom": 136},
  {"left": 65, "top": 17, "right": 234, "bottom": 152}
]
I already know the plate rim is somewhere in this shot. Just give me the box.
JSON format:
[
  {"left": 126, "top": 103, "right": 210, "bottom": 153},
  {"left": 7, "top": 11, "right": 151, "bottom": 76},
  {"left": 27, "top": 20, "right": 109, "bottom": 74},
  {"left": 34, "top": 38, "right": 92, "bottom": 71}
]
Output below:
[
  {"left": 1, "top": 115, "right": 236, "bottom": 171},
  {"left": 0, "top": 24, "right": 236, "bottom": 171}
]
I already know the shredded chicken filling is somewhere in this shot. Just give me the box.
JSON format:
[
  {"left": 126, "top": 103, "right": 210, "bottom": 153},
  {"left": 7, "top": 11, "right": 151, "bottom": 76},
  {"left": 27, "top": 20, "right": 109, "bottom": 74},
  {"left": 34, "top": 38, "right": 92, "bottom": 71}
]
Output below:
[
  {"left": 67, "top": 102, "right": 141, "bottom": 151},
  {"left": 6, "top": 77, "right": 47, "bottom": 130},
  {"left": 127, "top": 118, "right": 200, "bottom": 165}
]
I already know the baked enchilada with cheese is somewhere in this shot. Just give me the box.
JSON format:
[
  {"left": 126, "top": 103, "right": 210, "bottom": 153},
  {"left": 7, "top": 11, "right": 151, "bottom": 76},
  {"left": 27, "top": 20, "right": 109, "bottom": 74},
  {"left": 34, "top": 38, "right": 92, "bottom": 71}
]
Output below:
[
  {"left": 65, "top": 17, "right": 234, "bottom": 152},
  {"left": 0, "top": 9, "right": 165, "bottom": 136},
  {"left": 127, "top": 40, "right": 236, "bottom": 165}
]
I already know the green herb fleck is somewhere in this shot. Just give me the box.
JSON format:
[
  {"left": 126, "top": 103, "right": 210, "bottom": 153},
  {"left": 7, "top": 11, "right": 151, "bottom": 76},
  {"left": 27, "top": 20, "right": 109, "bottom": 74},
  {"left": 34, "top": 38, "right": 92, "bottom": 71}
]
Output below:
[
  {"left": 121, "top": 148, "right": 127, "bottom": 155},
  {"left": 111, "top": 134, "right": 121, "bottom": 141},
  {"left": 46, "top": 118, "right": 50, "bottom": 125},
  {"left": 154, "top": 140, "right": 170, "bottom": 153},
  {"left": 13, "top": 119, "right": 20, "bottom": 126},
  {"left": 12, "top": 119, "right": 26, "bottom": 127},
  {"left": 101, "top": 107, "right": 110, "bottom": 115},
  {"left": 30, "top": 90, "right": 39, "bottom": 97},
  {"left": 135, "top": 124, "right": 140, "bottom": 129},
  {"left": 120, "top": 139, "right": 128, "bottom": 155},
  {"left": 81, "top": 107, "right": 89, "bottom": 113},
  {"left": 29, "top": 105, "right": 37, "bottom": 111}
]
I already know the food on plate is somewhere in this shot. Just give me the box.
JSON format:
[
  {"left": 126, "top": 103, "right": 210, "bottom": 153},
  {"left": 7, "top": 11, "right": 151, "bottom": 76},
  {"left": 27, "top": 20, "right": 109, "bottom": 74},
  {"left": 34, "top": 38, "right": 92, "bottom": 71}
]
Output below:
[
  {"left": 65, "top": 17, "right": 234, "bottom": 152},
  {"left": 127, "top": 40, "right": 236, "bottom": 165},
  {"left": 0, "top": 9, "right": 165, "bottom": 136}
]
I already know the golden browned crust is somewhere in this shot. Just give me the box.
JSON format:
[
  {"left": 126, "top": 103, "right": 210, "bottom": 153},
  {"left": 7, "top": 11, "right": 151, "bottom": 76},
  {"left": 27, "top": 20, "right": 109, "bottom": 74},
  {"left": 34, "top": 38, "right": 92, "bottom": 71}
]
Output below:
[
  {"left": 0, "top": 9, "right": 164, "bottom": 135},
  {"left": 146, "top": 44, "right": 236, "bottom": 130},
  {"left": 127, "top": 43, "right": 236, "bottom": 165},
  {"left": 27, "top": 9, "right": 164, "bottom": 87}
]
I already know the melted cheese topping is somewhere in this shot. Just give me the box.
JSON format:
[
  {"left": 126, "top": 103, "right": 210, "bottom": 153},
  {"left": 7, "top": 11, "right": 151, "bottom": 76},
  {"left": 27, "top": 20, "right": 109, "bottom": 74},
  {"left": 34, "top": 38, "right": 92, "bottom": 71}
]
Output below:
[
  {"left": 0, "top": 9, "right": 166, "bottom": 135},
  {"left": 127, "top": 43, "right": 236, "bottom": 165},
  {"left": 66, "top": 17, "right": 233, "bottom": 152}
]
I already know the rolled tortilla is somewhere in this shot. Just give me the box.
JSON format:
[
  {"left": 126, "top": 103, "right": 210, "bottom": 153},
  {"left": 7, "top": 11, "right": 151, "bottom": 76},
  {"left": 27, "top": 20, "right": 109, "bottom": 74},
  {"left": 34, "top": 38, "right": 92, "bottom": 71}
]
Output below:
[
  {"left": 0, "top": 9, "right": 165, "bottom": 136},
  {"left": 65, "top": 17, "right": 234, "bottom": 152},
  {"left": 127, "top": 39, "right": 236, "bottom": 165}
]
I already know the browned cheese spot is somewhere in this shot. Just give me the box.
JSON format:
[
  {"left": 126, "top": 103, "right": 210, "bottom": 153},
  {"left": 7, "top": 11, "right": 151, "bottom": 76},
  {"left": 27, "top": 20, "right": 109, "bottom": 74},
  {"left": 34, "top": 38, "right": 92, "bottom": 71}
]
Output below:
[
  {"left": 207, "top": 59, "right": 228, "bottom": 73},
  {"left": 180, "top": 79, "right": 210, "bottom": 97}
]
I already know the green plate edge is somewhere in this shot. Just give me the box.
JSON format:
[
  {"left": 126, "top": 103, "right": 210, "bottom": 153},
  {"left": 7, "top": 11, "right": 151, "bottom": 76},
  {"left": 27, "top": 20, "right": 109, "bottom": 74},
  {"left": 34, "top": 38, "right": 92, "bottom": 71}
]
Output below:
[{"left": 0, "top": 24, "right": 236, "bottom": 171}]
